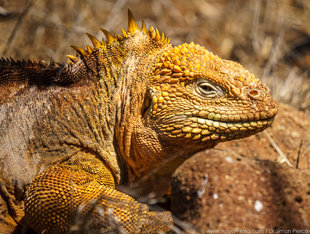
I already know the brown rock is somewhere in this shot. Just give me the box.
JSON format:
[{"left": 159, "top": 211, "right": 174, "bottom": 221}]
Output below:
[{"left": 172, "top": 151, "right": 310, "bottom": 231}]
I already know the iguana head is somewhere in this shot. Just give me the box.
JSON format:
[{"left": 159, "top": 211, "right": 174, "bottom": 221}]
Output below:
[
  {"left": 120, "top": 12, "right": 277, "bottom": 178},
  {"left": 127, "top": 40, "right": 278, "bottom": 177},
  {"left": 147, "top": 42, "right": 278, "bottom": 146},
  {"left": 69, "top": 11, "right": 278, "bottom": 179}
]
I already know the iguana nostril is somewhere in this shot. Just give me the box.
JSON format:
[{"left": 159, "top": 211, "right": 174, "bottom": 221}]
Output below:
[{"left": 248, "top": 89, "right": 260, "bottom": 100}]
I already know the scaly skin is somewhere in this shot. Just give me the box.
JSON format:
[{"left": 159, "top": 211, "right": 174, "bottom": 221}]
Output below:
[{"left": 0, "top": 11, "right": 278, "bottom": 233}]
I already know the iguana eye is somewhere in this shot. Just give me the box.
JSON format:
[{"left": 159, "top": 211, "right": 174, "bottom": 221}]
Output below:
[{"left": 195, "top": 80, "right": 224, "bottom": 98}]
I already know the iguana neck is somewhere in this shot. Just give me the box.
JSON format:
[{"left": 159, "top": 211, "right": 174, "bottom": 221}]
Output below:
[{"left": 68, "top": 31, "right": 171, "bottom": 183}]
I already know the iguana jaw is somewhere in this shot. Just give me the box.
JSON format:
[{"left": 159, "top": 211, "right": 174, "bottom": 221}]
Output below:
[{"left": 154, "top": 115, "right": 276, "bottom": 142}]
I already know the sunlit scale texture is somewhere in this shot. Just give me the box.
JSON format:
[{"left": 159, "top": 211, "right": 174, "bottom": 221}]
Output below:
[{"left": 149, "top": 43, "right": 278, "bottom": 142}]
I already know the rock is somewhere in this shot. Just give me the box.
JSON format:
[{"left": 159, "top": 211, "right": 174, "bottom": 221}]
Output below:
[
  {"left": 172, "top": 151, "right": 310, "bottom": 231},
  {"left": 171, "top": 103, "right": 310, "bottom": 231}
]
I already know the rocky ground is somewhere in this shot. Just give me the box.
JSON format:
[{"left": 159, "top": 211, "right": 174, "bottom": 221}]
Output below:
[{"left": 0, "top": 0, "right": 309, "bottom": 232}]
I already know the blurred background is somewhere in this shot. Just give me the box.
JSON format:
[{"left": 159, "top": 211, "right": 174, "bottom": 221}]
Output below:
[{"left": 0, "top": 0, "right": 309, "bottom": 114}]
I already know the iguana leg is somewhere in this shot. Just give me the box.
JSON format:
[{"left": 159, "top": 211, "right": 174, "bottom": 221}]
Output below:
[
  {"left": 0, "top": 187, "right": 21, "bottom": 233},
  {"left": 24, "top": 157, "right": 173, "bottom": 233},
  {"left": 0, "top": 178, "right": 25, "bottom": 233}
]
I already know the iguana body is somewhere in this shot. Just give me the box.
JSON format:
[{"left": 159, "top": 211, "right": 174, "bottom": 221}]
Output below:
[{"left": 0, "top": 11, "right": 278, "bottom": 233}]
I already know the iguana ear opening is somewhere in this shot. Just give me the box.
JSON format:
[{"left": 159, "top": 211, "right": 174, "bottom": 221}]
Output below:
[{"left": 141, "top": 89, "right": 152, "bottom": 117}]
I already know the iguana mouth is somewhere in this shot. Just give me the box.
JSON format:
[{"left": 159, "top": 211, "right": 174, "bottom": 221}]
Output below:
[
  {"left": 160, "top": 115, "right": 275, "bottom": 141},
  {"left": 189, "top": 116, "right": 274, "bottom": 135}
]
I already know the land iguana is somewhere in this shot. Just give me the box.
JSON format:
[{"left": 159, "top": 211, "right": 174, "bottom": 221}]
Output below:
[{"left": 0, "top": 11, "right": 278, "bottom": 233}]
